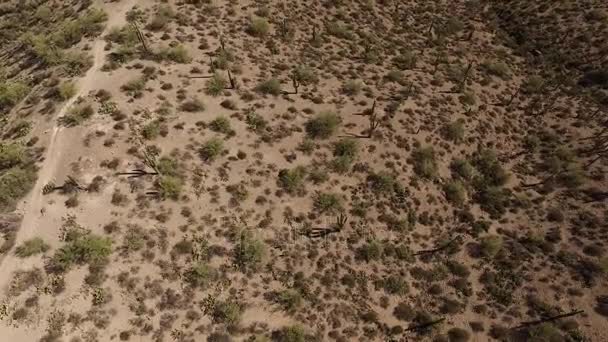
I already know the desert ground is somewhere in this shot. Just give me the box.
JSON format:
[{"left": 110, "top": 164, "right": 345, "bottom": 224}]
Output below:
[{"left": 0, "top": 0, "right": 607, "bottom": 341}]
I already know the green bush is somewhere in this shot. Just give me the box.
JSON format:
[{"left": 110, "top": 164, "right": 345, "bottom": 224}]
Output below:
[
  {"left": 63, "top": 51, "right": 93, "bottom": 76},
  {"left": 293, "top": 65, "right": 318, "bottom": 85},
  {"left": 279, "top": 325, "right": 306, "bottom": 342},
  {"left": 141, "top": 121, "right": 161, "bottom": 140},
  {"left": 480, "top": 235, "right": 503, "bottom": 258},
  {"left": 382, "top": 275, "right": 409, "bottom": 295},
  {"left": 49, "top": 234, "right": 112, "bottom": 273},
  {"left": 209, "top": 116, "right": 232, "bottom": 135},
  {"left": 313, "top": 192, "right": 342, "bottom": 214},
  {"left": 0, "top": 144, "right": 26, "bottom": 170},
  {"left": 444, "top": 180, "right": 466, "bottom": 206},
  {"left": 278, "top": 166, "right": 307, "bottom": 194},
  {"left": 120, "top": 77, "right": 147, "bottom": 96},
  {"left": 305, "top": 112, "right": 341, "bottom": 139},
  {"left": 157, "top": 176, "right": 182, "bottom": 200},
  {"left": 326, "top": 21, "right": 354, "bottom": 40},
  {"left": 393, "top": 52, "right": 417, "bottom": 70},
  {"left": 475, "top": 186, "right": 510, "bottom": 219},
  {"left": 443, "top": 119, "right": 465, "bottom": 143},
  {"left": 59, "top": 104, "right": 94, "bottom": 127},
  {"left": 482, "top": 60, "right": 510, "bottom": 80},
  {"left": 147, "top": 5, "right": 174, "bottom": 31},
  {"left": 450, "top": 158, "right": 474, "bottom": 181},
  {"left": 156, "top": 157, "right": 179, "bottom": 177},
  {"left": 179, "top": 98, "right": 205, "bottom": 112},
  {"left": 341, "top": 80, "right": 362, "bottom": 95},
  {"left": 0, "top": 165, "right": 36, "bottom": 212},
  {"left": 164, "top": 45, "right": 192, "bottom": 63},
  {"left": 522, "top": 75, "right": 545, "bottom": 94},
  {"left": 393, "top": 302, "right": 416, "bottom": 321},
  {"left": 246, "top": 17, "right": 270, "bottom": 37},
  {"left": 0, "top": 81, "right": 29, "bottom": 110},
  {"left": 276, "top": 289, "right": 302, "bottom": 312},
  {"left": 357, "top": 240, "right": 383, "bottom": 261},
  {"left": 473, "top": 149, "right": 509, "bottom": 187},
  {"left": 246, "top": 112, "right": 267, "bottom": 133},
  {"left": 199, "top": 138, "right": 224, "bottom": 161},
  {"left": 212, "top": 300, "right": 242, "bottom": 326},
  {"left": 331, "top": 138, "right": 357, "bottom": 173},
  {"left": 205, "top": 72, "right": 227, "bottom": 96},
  {"left": 447, "top": 327, "right": 471, "bottom": 342},
  {"left": 368, "top": 171, "right": 397, "bottom": 193},
  {"left": 58, "top": 82, "right": 77, "bottom": 100},
  {"left": 184, "top": 263, "right": 216, "bottom": 288},
  {"left": 15, "top": 237, "right": 50, "bottom": 258},
  {"left": 234, "top": 231, "right": 265, "bottom": 271},
  {"left": 412, "top": 147, "right": 438, "bottom": 179},
  {"left": 255, "top": 78, "right": 281, "bottom": 95}
]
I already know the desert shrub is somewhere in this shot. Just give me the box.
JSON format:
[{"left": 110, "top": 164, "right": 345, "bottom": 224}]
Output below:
[
  {"left": 525, "top": 323, "right": 564, "bottom": 342},
  {"left": 293, "top": 65, "right": 318, "bottom": 85},
  {"left": 209, "top": 116, "right": 233, "bottom": 135},
  {"left": 278, "top": 166, "right": 307, "bottom": 194},
  {"left": 255, "top": 78, "right": 281, "bottom": 95},
  {"left": 0, "top": 143, "right": 26, "bottom": 169},
  {"left": 234, "top": 231, "right": 265, "bottom": 271},
  {"left": 78, "top": 8, "right": 108, "bottom": 37},
  {"left": 412, "top": 147, "right": 438, "bottom": 179},
  {"left": 441, "top": 17, "right": 465, "bottom": 35},
  {"left": 580, "top": 69, "right": 608, "bottom": 87},
  {"left": 386, "top": 70, "right": 405, "bottom": 83},
  {"left": 141, "top": 121, "right": 161, "bottom": 140},
  {"left": 212, "top": 300, "right": 242, "bottom": 326},
  {"left": 163, "top": 45, "right": 192, "bottom": 63},
  {"left": 184, "top": 263, "right": 216, "bottom": 288},
  {"left": 447, "top": 327, "right": 470, "bottom": 342},
  {"left": 199, "top": 138, "right": 224, "bottom": 161},
  {"left": 313, "top": 192, "right": 342, "bottom": 214},
  {"left": 246, "top": 17, "right": 270, "bottom": 37},
  {"left": 15, "top": 237, "right": 50, "bottom": 257},
  {"left": 473, "top": 149, "right": 508, "bottom": 187},
  {"left": 246, "top": 112, "right": 267, "bottom": 132},
  {"left": 58, "top": 82, "right": 77, "bottom": 100},
  {"left": 63, "top": 51, "right": 93, "bottom": 76},
  {"left": 357, "top": 240, "right": 383, "bottom": 261},
  {"left": 450, "top": 158, "right": 474, "bottom": 181},
  {"left": 393, "top": 302, "right": 416, "bottom": 321},
  {"left": 341, "top": 80, "right": 362, "bottom": 95},
  {"left": 205, "top": 72, "right": 227, "bottom": 96},
  {"left": 393, "top": 52, "right": 417, "bottom": 70},
  {"left": 156, "top": 157, "right": 179, "bottom": 177},
  {"left": 444, "top": 180, "right": 466, "bottom": 206},
  {"left": 0, "top": 81, "right": 29, "bottom": 110},
  {"left": 276, "top": 289, "right": 302, "bottom": 312},
  {"left": 331, "top": 138, "right": 357, "bottom": 173},
  {"left": 120, "top": 77, "right": 146, "bottom": 96},
  {"left": 326, "top": 21, "right": 353, "bottom": 40},
  {"left": 475, "top": 186, "right": 510, "bottom": 218},
  {"left": 480, "top": 235, "right": 503, "bottom": 258},
  {"left": 382, "top": 275, "right": 408, "bottom": 295},
  {"left": 305, "top": 112, "right": 341, "bottom": 139},
  {"left": 59, "top": 104, "right": 94, "bottom": 127},
  {"left": 180, "top": 97, "right": 205, "bottom": 112},
  {"left": 443, "top": 119, "right": 465, "bottom": 143},
  {"left": 147, "top": 5, "right": 174, "bottom": 31},
  {"left": 482, "top": 60, "right": 510, "bottom": 79},
  {"left": 49, "top": 233, "right": 112, "bottom": 273},
  {"left": 213, "top": 49, "right": 235, "bottom": 70},
  {"left": 522, "top": 75, "right": 545, "bottom": 94},
  {"left": 157, "top": 176, "right": 182, "bottom": 200},
  {"left": 0, "top": 167, "right": 37, "bottom": 212},
  {"left": 278, "top": 325, "right": 306, "bottom": 342},
  {"left": 368, "top": 171, "right": 397, "bottom": 193}
]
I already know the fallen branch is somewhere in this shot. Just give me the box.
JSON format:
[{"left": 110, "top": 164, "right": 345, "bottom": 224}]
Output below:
[
  {"left": 514, "top": 310, "right": 584, "bottom": 329},
  {"left": 414, "top": 236, "right": 460, "bottom": 256}
]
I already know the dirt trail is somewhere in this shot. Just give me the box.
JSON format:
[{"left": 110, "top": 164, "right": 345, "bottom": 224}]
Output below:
[{"left": 0, "top": 0, "right": 136, "bottom": 293}]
